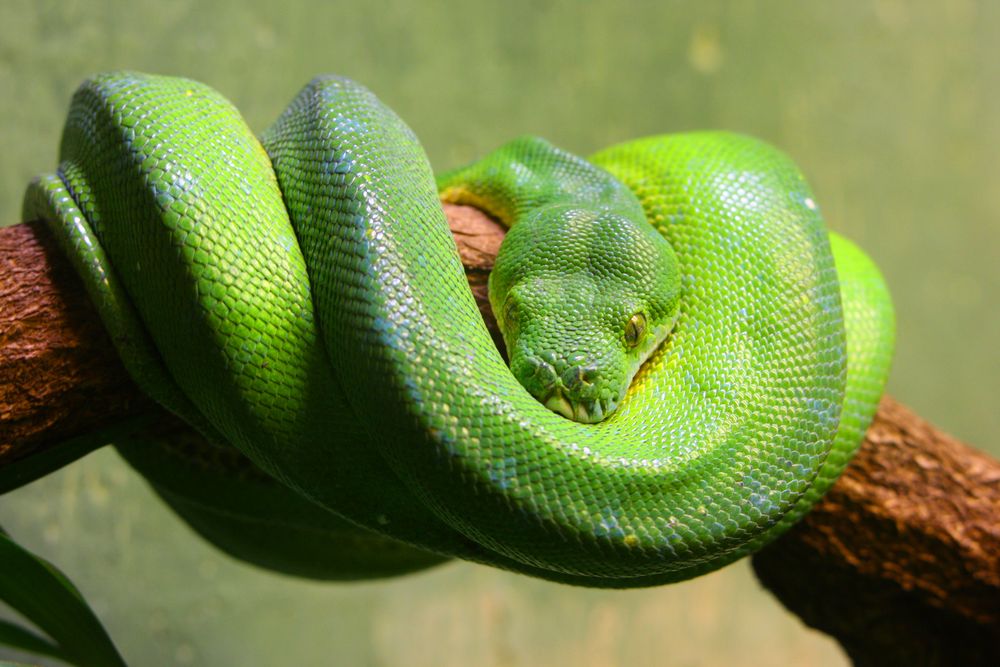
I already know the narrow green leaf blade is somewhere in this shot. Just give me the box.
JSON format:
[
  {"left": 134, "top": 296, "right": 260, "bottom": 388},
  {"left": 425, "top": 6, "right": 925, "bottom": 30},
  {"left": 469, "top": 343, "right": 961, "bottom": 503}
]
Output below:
[
  {"left": 0, "top": 527, "right": 126, "bottom": 667},
  {"left": 0, "top": 618, "right": 67, "bottom": 661}
]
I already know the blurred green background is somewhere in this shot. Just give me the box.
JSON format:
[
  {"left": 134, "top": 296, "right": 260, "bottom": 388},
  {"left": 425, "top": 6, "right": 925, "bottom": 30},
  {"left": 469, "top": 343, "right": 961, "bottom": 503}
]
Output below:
[{"left": 1, "top": 1, "right": 996, "bottom": 665}]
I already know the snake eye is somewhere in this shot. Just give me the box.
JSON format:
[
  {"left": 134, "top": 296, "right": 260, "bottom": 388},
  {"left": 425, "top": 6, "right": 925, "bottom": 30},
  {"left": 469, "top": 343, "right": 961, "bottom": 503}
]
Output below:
[{"left": 624, "top": 312, "right": 647, "bottom": 348}]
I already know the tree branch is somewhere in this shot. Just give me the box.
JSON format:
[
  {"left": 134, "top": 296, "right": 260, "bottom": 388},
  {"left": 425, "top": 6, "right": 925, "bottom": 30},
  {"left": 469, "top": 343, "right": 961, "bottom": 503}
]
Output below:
[
  {"left": 752, "top": 396, "right": 1000, "bottom": 664},
  {"left": 1, "top": 207, "right": 997, "bottom": 664}
]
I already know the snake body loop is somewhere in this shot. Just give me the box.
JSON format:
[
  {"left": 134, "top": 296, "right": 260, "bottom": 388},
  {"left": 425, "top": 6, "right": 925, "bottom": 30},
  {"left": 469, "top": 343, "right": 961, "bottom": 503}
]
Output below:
[{"left": 25, "top": 72, "right": 895, "bottom": 586}]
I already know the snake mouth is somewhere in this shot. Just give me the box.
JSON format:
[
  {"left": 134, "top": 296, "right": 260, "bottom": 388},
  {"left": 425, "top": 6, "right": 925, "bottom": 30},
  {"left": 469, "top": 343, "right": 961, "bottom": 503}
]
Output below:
[{"left": 543, "top": 388, "right": 617, "bottom": 424}]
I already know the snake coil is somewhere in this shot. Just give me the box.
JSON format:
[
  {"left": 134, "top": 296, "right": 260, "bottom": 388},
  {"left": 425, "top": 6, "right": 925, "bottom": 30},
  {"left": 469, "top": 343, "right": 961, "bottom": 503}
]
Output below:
[{"left": 25, "top": 72, "right": 894, "bottom": 587}]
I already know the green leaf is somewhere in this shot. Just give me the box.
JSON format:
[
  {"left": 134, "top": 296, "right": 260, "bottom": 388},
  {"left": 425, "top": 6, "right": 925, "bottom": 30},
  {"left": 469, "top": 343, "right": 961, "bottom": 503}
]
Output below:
[
  {"left": 0, "top": 618, "right": 66, "bottom": 661},
  {"left": 0, "top": 526, "right": 126, "bottom": 667}
]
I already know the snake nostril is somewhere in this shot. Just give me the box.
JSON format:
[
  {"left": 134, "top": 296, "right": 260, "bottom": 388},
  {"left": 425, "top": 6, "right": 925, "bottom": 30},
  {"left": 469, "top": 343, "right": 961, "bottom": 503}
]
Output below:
[
  {"left": 526, "top": 355, "right": 559, "bottom": 386},
  {"left": 562, "top": 364, "right": 593, "bottom": 390}
]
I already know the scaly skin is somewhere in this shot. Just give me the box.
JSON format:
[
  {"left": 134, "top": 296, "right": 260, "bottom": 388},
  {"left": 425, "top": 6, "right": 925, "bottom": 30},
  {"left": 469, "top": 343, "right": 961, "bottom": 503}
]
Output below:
[
  {"left": 439, "top": 136, "right": 681, "bottom": 423},
  {"left": 23, "top": 72, "right": 894, "bottom": 586}
]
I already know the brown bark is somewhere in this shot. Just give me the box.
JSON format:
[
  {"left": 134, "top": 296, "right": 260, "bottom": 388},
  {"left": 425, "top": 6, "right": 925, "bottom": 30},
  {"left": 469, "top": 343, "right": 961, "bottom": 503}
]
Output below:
[
  {"left": 752, "top": 396, "right": 1000, "bottom": 665},
  {"left": 0, "top": 220, "right": 159, "bottom": 461},
  {"left": 2, "top": 207, "right": 998, "bottom": 664}
]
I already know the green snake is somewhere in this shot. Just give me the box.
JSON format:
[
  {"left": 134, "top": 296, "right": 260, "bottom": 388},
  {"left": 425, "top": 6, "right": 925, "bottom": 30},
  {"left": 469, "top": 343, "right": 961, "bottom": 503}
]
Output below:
[{"left": 24, "top": 72, "right": 894, "bottom": 587}]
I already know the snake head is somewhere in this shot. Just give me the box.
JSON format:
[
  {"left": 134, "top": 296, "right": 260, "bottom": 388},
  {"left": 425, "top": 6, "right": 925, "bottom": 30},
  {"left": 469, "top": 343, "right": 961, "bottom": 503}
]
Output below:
[{"left": 489, "top": 204, "right": 680, "bottom": 423}]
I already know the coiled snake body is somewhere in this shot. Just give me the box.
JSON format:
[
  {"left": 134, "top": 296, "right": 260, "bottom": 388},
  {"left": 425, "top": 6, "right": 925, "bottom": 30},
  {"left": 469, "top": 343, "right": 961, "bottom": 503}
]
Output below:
[{"left": 25, "top": 72, "right": 894, "bottom": 587}]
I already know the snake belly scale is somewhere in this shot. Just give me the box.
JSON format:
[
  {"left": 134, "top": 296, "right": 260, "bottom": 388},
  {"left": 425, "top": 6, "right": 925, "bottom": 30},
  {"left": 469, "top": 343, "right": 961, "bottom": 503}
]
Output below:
[{"left": 24, "top": 72, "right": 894, "bottom": 586}]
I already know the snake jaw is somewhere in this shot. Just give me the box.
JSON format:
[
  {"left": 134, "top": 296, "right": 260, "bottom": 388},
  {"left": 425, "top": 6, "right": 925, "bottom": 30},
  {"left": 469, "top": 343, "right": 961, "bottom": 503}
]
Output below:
[
  {"left": 544, "top": 391, "right": 574, "bottom": 420},
  {"left": 543, "top": 387, "right": 617, "bottom": 424}
]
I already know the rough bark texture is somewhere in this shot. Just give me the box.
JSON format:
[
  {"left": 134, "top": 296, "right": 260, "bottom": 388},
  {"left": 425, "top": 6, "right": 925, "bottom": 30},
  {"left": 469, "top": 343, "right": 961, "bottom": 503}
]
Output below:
[
  {"left": 752, "top": 396, "right": 1000, "bottom": 666},
  {"left": 0, "top": 220, "right": 158, "bottom": 461},
  {"left": 2, "top": 207, "right": 998, "bottom": 665}
]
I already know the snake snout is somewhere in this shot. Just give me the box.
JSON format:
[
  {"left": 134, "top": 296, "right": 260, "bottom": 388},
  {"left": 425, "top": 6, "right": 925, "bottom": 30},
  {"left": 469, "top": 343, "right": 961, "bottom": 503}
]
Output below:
[
  {"left": 560, "top": 362, "right": 599, "bottom": 392},
  {"left": 512, "top": 352, "right": 620, "bottom": 424},
  {"left": 514, "top": 353, "right": 560, "bottom": 388}
]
